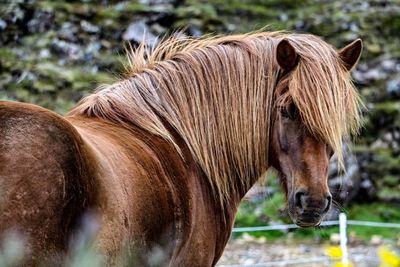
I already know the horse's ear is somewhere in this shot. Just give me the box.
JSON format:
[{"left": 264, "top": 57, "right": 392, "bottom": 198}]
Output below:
[
  {"left": 338, "top": 39, "right": 363, "bottom": 71},
  {"left": 276, "top": 39, "right": 299, "bottom": 72}
]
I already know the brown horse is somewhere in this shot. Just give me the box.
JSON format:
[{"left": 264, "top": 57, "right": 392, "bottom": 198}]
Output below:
[{"left": 0, "top": 31, "right": 362, "bottom": 266}]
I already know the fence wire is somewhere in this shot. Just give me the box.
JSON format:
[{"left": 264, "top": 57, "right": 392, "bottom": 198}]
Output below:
[{"left": 232, "top": 220, "right": 400, "bottom": 233}]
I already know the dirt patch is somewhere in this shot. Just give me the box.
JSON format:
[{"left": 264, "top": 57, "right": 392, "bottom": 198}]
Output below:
[{"left": 218, "top": 238, "right": 381, "bottom": 267}]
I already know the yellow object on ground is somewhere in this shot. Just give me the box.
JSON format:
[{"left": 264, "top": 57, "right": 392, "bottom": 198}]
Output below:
[
  {"left": 325, "top": 246, "right": 343, "bottom": 259},
  {"left": 378, "top": 246, "right": 400, "bottom": 267},
  {"left": 325, "top": 246, "right": 353, "bottom": 267}
]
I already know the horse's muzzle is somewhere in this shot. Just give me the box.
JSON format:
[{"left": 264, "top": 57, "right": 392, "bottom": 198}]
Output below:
[{"left": 289, "top": 190, "right": 332, "bottom": 227}]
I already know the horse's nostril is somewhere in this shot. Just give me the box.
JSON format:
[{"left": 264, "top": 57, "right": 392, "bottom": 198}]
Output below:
[
  {"left": 294, "top": 191, "right": 307, "bottom": 211},
  {"left": 324, "top": 194, "right": 332, "bottom": 213}
]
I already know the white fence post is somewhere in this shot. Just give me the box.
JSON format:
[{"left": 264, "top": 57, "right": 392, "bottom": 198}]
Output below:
[{"left": 339, "top": 213, "right": 349, "bottom": 266}]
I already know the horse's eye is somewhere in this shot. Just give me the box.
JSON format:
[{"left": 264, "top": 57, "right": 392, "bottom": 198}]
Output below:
[
  {"left": 327, "top": 145, "right": 334, "bottom": 158},
  {"left": 281, "top": 108, "right": 290, "bottom": 119},
  {"left": 280, "top": 103, "right": 297, "bottom": 120}
]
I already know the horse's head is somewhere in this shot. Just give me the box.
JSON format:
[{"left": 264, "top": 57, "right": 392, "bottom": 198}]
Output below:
[{"left": 270, "top": 38, "right": 362, "bottom": 227}]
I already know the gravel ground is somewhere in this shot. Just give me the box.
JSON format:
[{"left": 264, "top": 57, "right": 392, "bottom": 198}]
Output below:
[{"left": 218, "top": 237, "right": 381, "bottom": 267}]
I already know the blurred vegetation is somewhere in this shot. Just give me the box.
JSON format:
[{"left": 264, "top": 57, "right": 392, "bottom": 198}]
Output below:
[{"left": 0, "top": 0, "right": 399, "bottom": 250}]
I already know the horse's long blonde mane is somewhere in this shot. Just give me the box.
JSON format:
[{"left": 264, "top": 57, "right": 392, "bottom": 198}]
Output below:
[{"left": 69, "top": 31, "right": 361, "bottom": 205}]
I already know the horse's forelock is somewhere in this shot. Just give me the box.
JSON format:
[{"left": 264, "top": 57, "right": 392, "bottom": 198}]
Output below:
[{"left": 284, "top": 34, "right": 362, "bottom": 169}]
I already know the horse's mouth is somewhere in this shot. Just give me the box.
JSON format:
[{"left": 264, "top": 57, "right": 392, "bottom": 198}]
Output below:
[
  {"left": 290, "top": 211, "right": 324, "bottom": 228},
  {"left": 294, "top": 220, "right": 322, "bottom": 228}
]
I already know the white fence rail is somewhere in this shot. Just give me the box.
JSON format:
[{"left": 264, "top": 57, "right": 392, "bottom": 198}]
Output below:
[{"left": 232, "top": 218, "right": 400, "bottom": 233}]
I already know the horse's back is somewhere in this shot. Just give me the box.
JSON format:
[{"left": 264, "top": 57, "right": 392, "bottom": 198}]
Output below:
[{"left": 0, "top": 101, "right": 92, "bottom": 265}]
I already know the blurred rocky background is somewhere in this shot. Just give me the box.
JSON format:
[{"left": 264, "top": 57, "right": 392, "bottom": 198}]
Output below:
[{"left": 0, "top": 0, "right": 399, "bottom": 241}]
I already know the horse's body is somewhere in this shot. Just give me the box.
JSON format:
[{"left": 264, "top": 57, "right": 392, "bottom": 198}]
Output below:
[
  {"left": 0, "top": 32, "right": 363, "bottom": 266},
  {"left": 0, "top": 101, "right": 232, "bottom": 266}
]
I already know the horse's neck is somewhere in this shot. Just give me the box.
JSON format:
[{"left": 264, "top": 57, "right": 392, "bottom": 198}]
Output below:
[{"left": 162, "top": 123, "right": 244, "bottom": 263}]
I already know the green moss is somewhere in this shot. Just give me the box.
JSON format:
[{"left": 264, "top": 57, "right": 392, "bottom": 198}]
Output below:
[
  {"left": 98, "top": 2, "right": 151, "bottom": 19},
  {"left": 176, "top": 3, "right": 218, "bottom": 21},
  {"left": 36, "top": 1, "right": 71, "bottom": 12},
  {"left": 22, "top": 31, "right": 57, "bottom": 49},
  {"left": 362, "top": 101, "right": 400, "bottom": 139},
  {"left": 32, "top": 80, "right": 56, "bottom": 93},
  {"left": 0, "top": 48, "right": 17, "bottom": 63},
  {"left": 35, "top": 63, "right": 111, "bottom": 85},
  {"left": 379, "top": 100, "right": 400, "bottom": 111},
  {"left": 218, "top": 2, "right": 272, "bottom": 17},
  {"left": 377, "top": 188, "right": 400, "bottom": 201},
  {"left": 368, "top": 149, "right": 400, "bottom": 172},
  {"left": 382, "top": 175, "right": 399, "bottom": 186}
]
